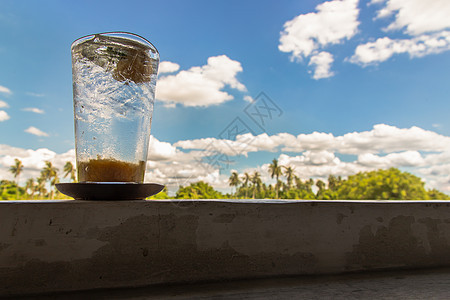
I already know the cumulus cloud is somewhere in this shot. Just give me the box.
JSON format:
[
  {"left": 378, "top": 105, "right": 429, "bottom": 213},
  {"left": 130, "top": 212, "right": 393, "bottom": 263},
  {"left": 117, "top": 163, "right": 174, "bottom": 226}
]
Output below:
[
  {"left": 0, "top": 145, "right": 75, "bottom": 183},
  {"left": 175, "top": 124, "right": 450, "bottom": 157},
  {"left": 279, "top": 0, "right": 359, "bottom": 79},
  {"left": 22, "top": 107, "right": 45, "bottom": 114},
  {"left": 279, "top": 0, "right": 360, "bottom": 58},
  {"left": 0, "top": 100, "right": 8, "bottom": 108},
  {"left": 0, "top": 85, "right": 12, "bottom": 95},
  {"left": 416, "top": 162, "right": 450, "bottom": 192},
  {"left": 269, "top": 151, "right": 371, "bottom": 185},
  {"left": 146, "top": 160, "right": 226, "bottom": 190},
  {"left": 148, "top": 136, "right": 179, "bottom": 161},
  {"left": 336, "top": 124, "right": 450, "bottom": 154},
  {"left": 350, "top": 0, "right": 450, "bottom": 65},
  {"left": 283, "top": 131, "right": 335, "bottom": 152},
  {"left": 144, "top": 136, "right": 235, "bottom": 190},
  {"left": 175, "top": 137, "right": 246, "bottom": 157},
  {"left": 155, "top": 55, "right": 246, "bottom": 107},
  {"left": 243, "top": 95, "right": 254, "bottom": 102},
  {"left": 349, "top": 31, "right": 450, "bottom": 65},
  {"left": 0, "top": 111, "right": 10, "bottom": 121},
  {"left": 158, "top": 61, "right": 180, "bottom": 74},
  {"left": 308, "top": 51, "right": 335, "bottom": 79},
  {"left": 0, "top": 101, "right": 9, "bottom": 120},
  {"left": 278, "top": 0, "right": 450, "bottom": 74},
  {"left": 373, "top": 0, "right": 450, "bottom": 35},
  {"left": 24, "top": 126, "right": 49, "bottom": 137},
  {"left": 172, "top": 124, "right": 450, "bottom": 191},
  {"left": 2, "top": 124, "right": 450, "bottom": 194},
  {"left": 357, "top": 151, "right": 424, "bottom": 168}
]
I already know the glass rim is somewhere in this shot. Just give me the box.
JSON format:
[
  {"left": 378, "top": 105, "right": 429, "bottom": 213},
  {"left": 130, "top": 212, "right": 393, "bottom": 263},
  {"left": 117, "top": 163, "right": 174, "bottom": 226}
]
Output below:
[{"left": 71, "top": 31, "right": 158, "bottom": 54}]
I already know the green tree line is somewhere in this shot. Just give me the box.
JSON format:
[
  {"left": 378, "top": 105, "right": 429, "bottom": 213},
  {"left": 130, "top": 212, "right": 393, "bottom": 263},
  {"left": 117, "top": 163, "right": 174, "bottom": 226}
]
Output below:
[
  {"left": 2, "top": 158, "right": 449, "bottom": 200},
  {"left": 159, "top": 159, "right": 449, "bottom": 200},
  {"left": 224, "top": 159, "right": 449, "bottom": 200},
  {"left": 1, "top": 159, "right": 75, "bottom": 200}
]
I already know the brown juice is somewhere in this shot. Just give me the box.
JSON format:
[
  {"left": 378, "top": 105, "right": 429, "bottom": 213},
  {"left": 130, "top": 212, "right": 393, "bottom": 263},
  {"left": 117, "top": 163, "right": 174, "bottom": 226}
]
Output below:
[{"left": 77, "top": 158, "right": 146, "bottom": 182}]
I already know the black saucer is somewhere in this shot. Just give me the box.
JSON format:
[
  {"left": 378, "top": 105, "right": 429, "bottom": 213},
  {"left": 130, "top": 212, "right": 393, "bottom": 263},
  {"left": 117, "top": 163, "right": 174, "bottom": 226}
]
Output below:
[{"left": 55, "top": 182, "right": 165, "bottom": 200}]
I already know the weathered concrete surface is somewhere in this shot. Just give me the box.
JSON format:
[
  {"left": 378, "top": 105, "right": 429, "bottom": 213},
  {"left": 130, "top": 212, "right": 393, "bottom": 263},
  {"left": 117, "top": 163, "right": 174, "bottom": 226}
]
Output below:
[
  {"left": 27, "top": 268, "right": 450, "bottom": 299},
  {"left": 1, "top": 199, "right": 450, "bottom": 296}
]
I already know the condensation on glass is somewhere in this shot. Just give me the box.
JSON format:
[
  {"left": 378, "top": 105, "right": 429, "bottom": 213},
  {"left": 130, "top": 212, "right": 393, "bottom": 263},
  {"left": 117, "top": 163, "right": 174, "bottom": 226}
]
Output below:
[{"left": 71, "top": 32, "right": 159, "bottom": 182}]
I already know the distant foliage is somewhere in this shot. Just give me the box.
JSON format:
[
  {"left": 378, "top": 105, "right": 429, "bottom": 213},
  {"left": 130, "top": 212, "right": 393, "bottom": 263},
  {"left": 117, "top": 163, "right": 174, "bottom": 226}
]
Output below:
[
  {"left": 1, "top": 157, "right": 449, "bottom": 200},
  {"left": 1, "top": 180, "right": 25, "bottom": 200},
  {"left": 228, "top": 162, "right": 449, "bottom": 201},
  {"left": 175, "top": 181, "right": 224, "bottom": 199},
  {"left": 336, "top": 168, "right": 431, "bottom": 200}
]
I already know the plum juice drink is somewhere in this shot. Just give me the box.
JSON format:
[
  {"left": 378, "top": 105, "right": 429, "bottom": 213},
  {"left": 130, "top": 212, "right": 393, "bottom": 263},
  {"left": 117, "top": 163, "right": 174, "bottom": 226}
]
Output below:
[{"left": 71, "top": 33, "right": 159, "bottom": 182}]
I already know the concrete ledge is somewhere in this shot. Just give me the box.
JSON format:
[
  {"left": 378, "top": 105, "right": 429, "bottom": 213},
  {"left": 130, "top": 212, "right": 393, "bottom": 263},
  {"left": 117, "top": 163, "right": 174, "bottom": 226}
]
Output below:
[{"left": 1, "top": 199, "right": 450, "bottom": 296}]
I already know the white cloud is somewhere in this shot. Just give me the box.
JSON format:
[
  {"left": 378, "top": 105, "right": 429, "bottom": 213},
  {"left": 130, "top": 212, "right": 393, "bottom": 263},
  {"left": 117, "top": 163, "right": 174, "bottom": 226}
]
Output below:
[
  {"left": 239, "top": 133, "right": 281, "bottom": 153},
  {"left": 148, "top": 136, "right": 179, "bottom": 161},
  {"left": 374, "top": 0, "right": 450, "bottom": 35},
  {"left": 169, "top": 124, "right": 450, "bottom": 192},
  {"left": 278, "top": 0, "right": 450, "bottom": 75},
  {"left": 350, "top": 0, "right": 450, "bottom": 65},
  {"left": 284, "top": 131, "right": 335, "bottom": 152},
  {"left": 357, "top": 150, "right": 424, "bottom": 168},
  {"left": 278, "top": 150, "right": 340, "bottom": 167},
  {"left": 304, "top": 150, "right": 340, "bottom": 165},
  {"left": 2, "top": 124, "right": 450, "bottom": 195},
  {"left": 146, "top": 138, "right": 233, "bottom": 191},
  {"left": 0, "top": 111, "right": 10, "bottom": 121},
  {"left": 417, "top": 163, "right": 450, "bottom": 192},
  {"left": 24, "top": 126, "right": 49, "bottom": 137},
  {"left": 175, "top": 124, "right": 450, "bottom": 157},
  {"left": 349, "top": 31, "right": 450, "bottom": 65},
  {"left": 158, "top": 61, "right": 180, "bottom": 74},
  {"left": 276, "top": 152, "right": 367, "bottom": 181},
  {"left": 243, "top": 95, "right": 254, "bottom": 102},
  {"left": 175, "top": 137, "right": 245, "bottom": 157},
  {"left": 308, "top": 51, "right": 335, "bottom": 79},
  {"left": 279, "top": 0, "right": 359, "bottom": 79},
  {"left": 279, "top": 0, "right": 360, "bottom": 58},
  {"left": 0, "top": 145, "right": 75, "bottom": 184},
  {"left": 0, "top": 85, "right": 12, "bottom": 95},
  {"left": 423, "top": 151, "right": 450, "bottom": 166},
  {"left": 0, "top": 100, "right": 8, "bottom": 108},
  {"left": 336, "top": 124, "right": 450, "bottom": 154},
  {"left": 22, "top": 107, "right": 45, "bottom": 114},
  {"left": 155, "top": 55, "right": 246, "bottom": 107}
]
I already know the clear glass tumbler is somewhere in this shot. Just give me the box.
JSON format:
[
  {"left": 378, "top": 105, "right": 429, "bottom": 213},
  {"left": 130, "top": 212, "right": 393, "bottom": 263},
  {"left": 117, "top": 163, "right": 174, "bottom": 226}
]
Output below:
[{"left": 71, "top": 32, "right": 159, "bottom": 182}]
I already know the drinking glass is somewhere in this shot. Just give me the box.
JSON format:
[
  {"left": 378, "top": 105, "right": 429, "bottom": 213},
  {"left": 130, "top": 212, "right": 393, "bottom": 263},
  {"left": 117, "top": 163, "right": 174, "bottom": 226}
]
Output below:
[{"left": 71, "top": 32, "right": 159, "bottom": 182}]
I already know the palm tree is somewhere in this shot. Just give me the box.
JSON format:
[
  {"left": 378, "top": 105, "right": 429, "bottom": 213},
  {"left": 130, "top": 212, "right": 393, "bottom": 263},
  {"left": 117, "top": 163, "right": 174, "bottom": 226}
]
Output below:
[
  {"left": 316, "top": 179, "right": 326, "bottom": 199},
  {"left": 305, "top": 178, "right": 314, "bottom": 193},
  {"left": 25, "top": 178, "right": 35, "bottom": 199},
  {"left": 63, "top": 161, "right": 76, "bottom": 182},
  {"left": 268, "top": 159, "right": 282, "bottom": 199},
  {"left": 41, "top": 161, "right": 59, "bottom": 199},
  {"left": 51, "top": 174, "right": 60, "bottom": 199},
  {"left": 228, "top": 171, "right": 241, "bottom": 198},
  {"left": 9, "top": 158, "right": 24, "bottom": 199},
  {"left": 36, "top": 176, "right": 47, "bottom": 199},
  {"left": 283, "top": 166, "right": 295, "bottom": 191},
  {"left": 327, "top": 174, "right": 342, "bottom": 192},
  {"left": 294, "top": 175, "right": 303, "bottom": 189},
  {"left": 251, "top": 171, "right": 262, "bottom": 199},
  {"left": 242, "top": 172, "right": 251, "bottom": 199}
]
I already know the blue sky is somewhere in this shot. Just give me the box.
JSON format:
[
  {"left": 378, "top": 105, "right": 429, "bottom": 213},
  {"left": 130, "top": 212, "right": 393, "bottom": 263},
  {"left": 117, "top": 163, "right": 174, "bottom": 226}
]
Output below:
[{"left": 1, "top": 0, "right": 450, "bottom": 194}]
